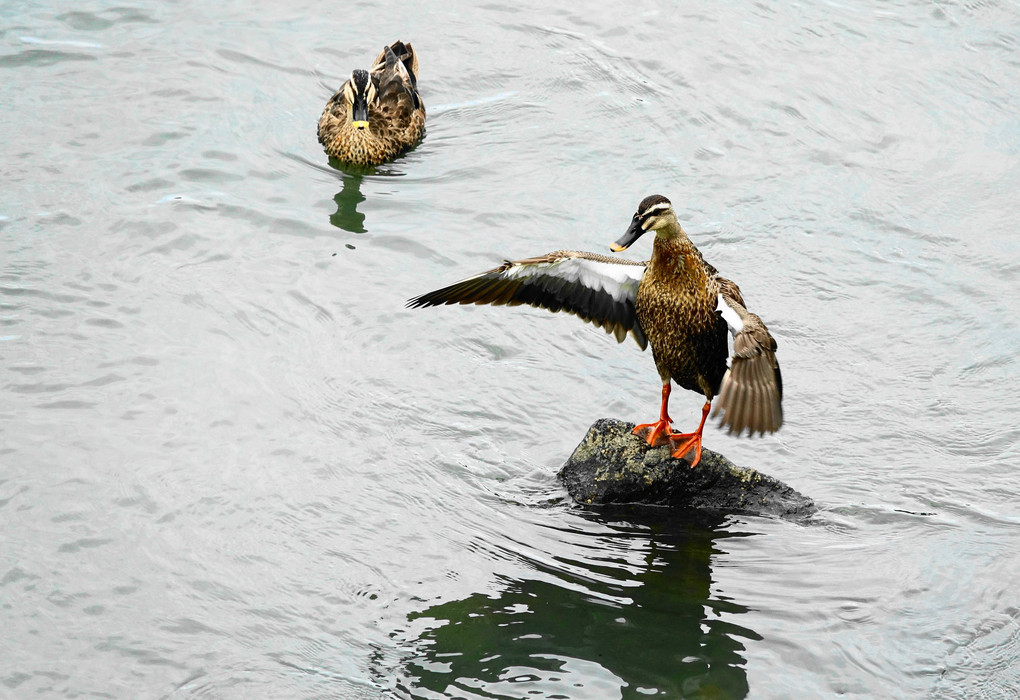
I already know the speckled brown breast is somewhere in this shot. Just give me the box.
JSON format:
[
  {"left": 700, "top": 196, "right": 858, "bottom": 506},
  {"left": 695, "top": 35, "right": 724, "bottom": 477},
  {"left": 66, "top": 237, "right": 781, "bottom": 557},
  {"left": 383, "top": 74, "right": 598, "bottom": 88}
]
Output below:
[
  {"left": 636, "top": 238, "right": 729, "bottom": 398},
  {"left": 317, "top": 106, "right": 425, "bottom": 166}
]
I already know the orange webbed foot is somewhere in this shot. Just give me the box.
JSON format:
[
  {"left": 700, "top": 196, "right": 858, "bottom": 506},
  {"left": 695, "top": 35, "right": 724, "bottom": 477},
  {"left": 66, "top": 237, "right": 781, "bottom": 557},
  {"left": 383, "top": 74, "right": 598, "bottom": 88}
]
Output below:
[
  {"left": 666, "top": 431, "right": 704, "bottom": 468},
  {"left": 632, "top": 419, "right": 674, "bottom": 447},
  {"left": 633, "top": 388, "right": 710, "bottom": 467}
]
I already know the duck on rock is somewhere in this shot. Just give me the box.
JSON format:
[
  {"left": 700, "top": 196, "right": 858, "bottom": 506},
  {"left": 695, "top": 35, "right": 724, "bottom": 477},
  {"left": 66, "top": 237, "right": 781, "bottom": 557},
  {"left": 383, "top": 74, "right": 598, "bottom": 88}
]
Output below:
[
  {"left": 408, "top": 195, "right": 783, "bottom": 468},
  {"left": 317, "top": 41, "right": 425, "bottom": 166}
]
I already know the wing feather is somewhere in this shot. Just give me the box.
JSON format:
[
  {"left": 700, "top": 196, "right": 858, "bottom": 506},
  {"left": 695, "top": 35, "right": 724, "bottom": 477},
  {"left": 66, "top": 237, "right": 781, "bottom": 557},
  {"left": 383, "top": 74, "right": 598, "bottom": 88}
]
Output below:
[
  {"left": 711, "top": 277, "right": 783, "bottom": 435},
  {"left": 371, "top": 42, "right": 424, "bottom": 119},
  {"left": 408, "top": 250, "right": 647, "bottom": 349}
]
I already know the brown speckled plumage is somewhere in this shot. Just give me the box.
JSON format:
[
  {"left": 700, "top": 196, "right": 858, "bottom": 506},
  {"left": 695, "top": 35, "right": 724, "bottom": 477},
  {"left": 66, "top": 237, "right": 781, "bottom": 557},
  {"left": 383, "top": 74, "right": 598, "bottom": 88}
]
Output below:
[
  {"left": 317, "top": 41, "right": 425, "bottom": 166},
  {"left": 638, "top": 236, "right": 729, "bottom": 400}
]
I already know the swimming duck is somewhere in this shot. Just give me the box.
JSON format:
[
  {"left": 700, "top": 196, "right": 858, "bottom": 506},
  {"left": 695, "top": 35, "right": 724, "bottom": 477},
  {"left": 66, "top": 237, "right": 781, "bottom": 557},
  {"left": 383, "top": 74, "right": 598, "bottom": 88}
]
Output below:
[
  {"left": 317, "top": 41, "right": 425, "bottom": 166},
  {"left": 407, "top": 195, "right": 783, "bottom": 468}
]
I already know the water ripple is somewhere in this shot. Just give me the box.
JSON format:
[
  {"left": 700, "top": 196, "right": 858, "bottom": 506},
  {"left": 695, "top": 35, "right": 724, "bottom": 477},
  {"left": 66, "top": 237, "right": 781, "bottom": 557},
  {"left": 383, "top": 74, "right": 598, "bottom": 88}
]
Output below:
[{"left": 2, "top": 0, "right": 1020, "bottom": 697}]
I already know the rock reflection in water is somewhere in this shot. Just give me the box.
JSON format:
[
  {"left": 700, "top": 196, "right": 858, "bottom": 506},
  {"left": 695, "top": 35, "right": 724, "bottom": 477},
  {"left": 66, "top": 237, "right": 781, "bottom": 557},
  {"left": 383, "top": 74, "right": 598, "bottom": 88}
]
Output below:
[{"left": 398, "top": 511, "right": 758, "bottom": 698}]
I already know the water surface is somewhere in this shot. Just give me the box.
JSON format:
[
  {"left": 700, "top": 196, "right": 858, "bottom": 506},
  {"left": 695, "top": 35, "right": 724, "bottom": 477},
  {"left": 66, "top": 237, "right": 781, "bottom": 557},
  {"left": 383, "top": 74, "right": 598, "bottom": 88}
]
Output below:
[{"left": 2, "top": 1, "right": 1019, "bottom": 698}]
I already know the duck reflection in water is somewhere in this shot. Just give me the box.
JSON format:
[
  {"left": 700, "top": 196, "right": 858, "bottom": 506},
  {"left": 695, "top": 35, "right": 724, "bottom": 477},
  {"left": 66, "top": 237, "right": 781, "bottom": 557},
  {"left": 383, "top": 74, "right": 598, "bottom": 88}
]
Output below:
[
  {"left": 390, "top": 511, "right": 758, "bottom": 698},
  {"left": 329, "top": 172, "right": 366, "bottom": 234}
]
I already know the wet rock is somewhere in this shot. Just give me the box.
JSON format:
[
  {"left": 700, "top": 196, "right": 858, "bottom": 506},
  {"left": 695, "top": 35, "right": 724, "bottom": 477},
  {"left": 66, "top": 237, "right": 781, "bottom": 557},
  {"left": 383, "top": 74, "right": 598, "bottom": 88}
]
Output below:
[{"left": 559, "top": 418, "right": 815, "bottom": 520}]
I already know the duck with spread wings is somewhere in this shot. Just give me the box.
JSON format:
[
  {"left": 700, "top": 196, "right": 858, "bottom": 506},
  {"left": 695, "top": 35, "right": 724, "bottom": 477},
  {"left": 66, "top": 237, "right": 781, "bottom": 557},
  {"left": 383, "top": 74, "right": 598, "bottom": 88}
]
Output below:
[{"left": 408, "top": 195, "right": 783, "bottom": 468}]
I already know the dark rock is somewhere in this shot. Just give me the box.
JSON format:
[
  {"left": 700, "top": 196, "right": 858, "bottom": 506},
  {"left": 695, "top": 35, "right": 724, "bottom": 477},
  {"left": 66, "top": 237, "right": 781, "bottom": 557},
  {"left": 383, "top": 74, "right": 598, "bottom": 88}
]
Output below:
[{"left": 559, "top": 418, "right": 815, "bottom": 520}]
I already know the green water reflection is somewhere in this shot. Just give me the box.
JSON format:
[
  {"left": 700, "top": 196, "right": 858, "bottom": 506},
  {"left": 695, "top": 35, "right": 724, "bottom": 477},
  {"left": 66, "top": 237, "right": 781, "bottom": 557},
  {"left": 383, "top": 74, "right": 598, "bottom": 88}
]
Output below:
[
  {"left": 329, "top": 172, "right": 367, "bottom": 233},
  {"left": 401, "top": 511, "right": 758, "bottom": 699}
]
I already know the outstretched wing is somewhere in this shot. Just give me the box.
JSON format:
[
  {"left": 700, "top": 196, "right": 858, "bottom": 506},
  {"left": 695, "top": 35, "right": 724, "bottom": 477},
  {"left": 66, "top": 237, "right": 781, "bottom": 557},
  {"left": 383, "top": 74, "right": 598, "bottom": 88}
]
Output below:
[
  {"left": 712, "top": 277, "right": 783, "bottom": 435},
  {"left": 408, "top": 250, "right": 648, "bottom": 349}
]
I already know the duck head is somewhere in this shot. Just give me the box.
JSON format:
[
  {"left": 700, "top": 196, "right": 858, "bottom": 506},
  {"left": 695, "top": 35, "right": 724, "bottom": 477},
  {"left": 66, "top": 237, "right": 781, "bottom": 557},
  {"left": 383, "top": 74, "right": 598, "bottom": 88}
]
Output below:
[
  {"left": 611, "top": 194, "right": 678, "bottom": 251},
  {"left": 344, "top": 69, "right": 377, "bottom": 130}
]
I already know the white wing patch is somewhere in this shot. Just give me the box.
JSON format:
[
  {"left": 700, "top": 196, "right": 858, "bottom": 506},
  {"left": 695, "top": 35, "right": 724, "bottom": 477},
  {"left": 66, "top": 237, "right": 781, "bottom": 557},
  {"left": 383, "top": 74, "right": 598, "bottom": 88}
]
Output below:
[
  {"left": 716, "top": 294, "right": 744, "bottom": 335},
  {"left": 505, "top": 257, "right": 643, "bottom": 303},
  {"left": 408, "top": 252, "right": 648, "bottom": 349}
]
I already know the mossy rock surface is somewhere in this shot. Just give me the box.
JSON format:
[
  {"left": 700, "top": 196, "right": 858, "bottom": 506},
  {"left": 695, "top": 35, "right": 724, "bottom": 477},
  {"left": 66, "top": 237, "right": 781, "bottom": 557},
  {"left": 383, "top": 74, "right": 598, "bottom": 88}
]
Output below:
[{"left": 559, "top": 418, "right": 814, "bottom": 520}]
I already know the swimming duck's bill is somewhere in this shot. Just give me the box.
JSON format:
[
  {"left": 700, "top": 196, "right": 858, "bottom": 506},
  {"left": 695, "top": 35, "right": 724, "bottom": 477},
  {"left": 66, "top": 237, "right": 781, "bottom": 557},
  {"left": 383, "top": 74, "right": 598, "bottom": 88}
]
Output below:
[{"left": 351, "top": 97, "right": 370, "bottom": 128}]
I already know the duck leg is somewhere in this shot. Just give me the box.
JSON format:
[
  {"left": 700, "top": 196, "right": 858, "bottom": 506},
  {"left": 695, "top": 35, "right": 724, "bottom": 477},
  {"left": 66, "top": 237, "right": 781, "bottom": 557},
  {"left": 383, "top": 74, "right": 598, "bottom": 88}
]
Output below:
[
  {"left": 633, "top": 387, "right": 711, "bottom": 467},
  {"left": 632, "top": 383, "right": 675, "bottom": 447},
  {"left": 665, "top": 401, "right": 711, "bottom": 468}
]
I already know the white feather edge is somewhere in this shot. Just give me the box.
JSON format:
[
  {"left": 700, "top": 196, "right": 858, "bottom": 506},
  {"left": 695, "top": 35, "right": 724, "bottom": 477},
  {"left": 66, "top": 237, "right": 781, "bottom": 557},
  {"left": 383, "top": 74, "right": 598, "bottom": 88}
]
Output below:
[
  {"left": 492, "top": 257, "right": 646, "bottom": 347},
  {"left": 502, "top": 257, "right": 643, "bottom": 303},
  {"left": 716, "top": 293, "right": 744, "bottom": 335}
]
